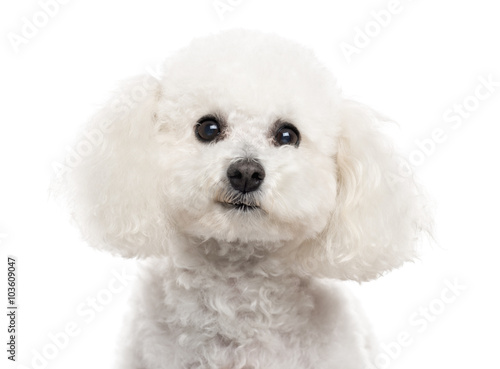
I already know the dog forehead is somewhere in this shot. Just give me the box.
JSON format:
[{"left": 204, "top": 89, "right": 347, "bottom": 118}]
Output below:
[{"left": 160, "top": 30, "right": 338, "bottom": 116}]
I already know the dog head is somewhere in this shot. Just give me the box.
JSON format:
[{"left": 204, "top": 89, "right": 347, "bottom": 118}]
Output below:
[{"left": 58, "top": 30, "right": 430, "bottom": 281}]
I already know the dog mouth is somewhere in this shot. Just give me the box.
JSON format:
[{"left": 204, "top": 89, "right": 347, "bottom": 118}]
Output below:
[
  {"left": 219, "top": 201, "right": 260, "bottom": 211},
  {"left": 215, "top": 189, "right": 263, "bottom": 212}
]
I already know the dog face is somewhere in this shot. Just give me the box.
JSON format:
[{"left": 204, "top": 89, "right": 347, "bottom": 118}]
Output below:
[
  {"left": 59, "top": 30, "right": 430, "bottom": 281},
  {"left": 155, "top": 33, "right": 340, "bottom": 245}
]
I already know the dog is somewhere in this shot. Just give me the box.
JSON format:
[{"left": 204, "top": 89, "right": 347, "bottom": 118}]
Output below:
[{"left": 59, "top": 29, "right": 430, "bottom": 369}]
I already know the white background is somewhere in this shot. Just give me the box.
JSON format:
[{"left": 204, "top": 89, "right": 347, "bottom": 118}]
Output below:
[{"left": 1, "top": 0, "right": 499, "bottom": 368}]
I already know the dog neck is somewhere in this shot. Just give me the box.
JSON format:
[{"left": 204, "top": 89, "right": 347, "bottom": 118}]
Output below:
[{"left": 136, "top": 236, "right": 316, "bottom": 365}]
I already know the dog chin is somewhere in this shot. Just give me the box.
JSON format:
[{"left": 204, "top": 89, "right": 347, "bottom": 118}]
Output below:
[{"left": 184, "top": 205, "right": 277, "bottom": 243}]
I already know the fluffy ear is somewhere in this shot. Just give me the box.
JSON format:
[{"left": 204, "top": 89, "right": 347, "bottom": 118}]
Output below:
[
  {"left": 54, "top": 75, "right": 168, "bottom": 257},
  {"left": 297, "top": 100, "right": 431, "bottom": 281}
]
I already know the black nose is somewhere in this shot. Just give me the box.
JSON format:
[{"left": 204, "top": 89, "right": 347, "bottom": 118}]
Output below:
[{"left": 227, "top": 159, "right": 265, "bottom": 193}]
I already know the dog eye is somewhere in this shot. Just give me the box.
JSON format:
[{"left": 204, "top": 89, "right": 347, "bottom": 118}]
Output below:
[
  {"left": 274, "top": 124, "right": 300, "bottom": 147},
  {"left": 195, "top": 119, "right": 221, "bottom": 142}
]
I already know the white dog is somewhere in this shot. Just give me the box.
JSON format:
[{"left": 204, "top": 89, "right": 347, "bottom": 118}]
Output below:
[{"left": 60, "top": 30, "right": 430, "bottom": 369}]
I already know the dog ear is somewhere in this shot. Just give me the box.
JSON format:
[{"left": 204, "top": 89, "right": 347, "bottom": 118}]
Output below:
[
  {"left": 54, "top": 75, "right": 169, "bottom": 257},
  {"left": 296, "top": 100, "right": 431, "bottom": 281}
]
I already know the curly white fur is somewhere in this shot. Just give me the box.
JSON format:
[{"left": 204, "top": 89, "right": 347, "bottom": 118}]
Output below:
[{"left": 57, "top": 30, "right": 430, "bottom": 369}]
